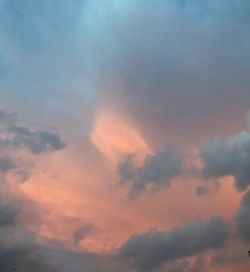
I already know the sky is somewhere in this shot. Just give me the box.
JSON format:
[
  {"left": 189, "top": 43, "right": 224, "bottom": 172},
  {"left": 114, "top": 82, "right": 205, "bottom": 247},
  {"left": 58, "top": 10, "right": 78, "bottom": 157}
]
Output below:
[{"left": 0, "top": 0, "right": 250, "bottom": 271}]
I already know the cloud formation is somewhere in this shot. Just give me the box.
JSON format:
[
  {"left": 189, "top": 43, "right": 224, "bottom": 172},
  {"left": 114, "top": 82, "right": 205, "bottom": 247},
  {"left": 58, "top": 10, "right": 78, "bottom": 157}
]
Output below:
[
  {"left": 119, "top": 217, "right": 229, "bottom": 271},
  {"left": 0, "top": 203, "right": 19, "bottom": 227},
  {"left": 201, "top": 131, "right": 250, "bottom": 191},
  {"left": 235, "top": 190, "right": 250, "bottom": 242},
  {"left": 118, "top": 146, "right": 181, "bottom": 198},
  {"left": 0, "top": 244, "right": 61, "bottom": 272},
  {"left": 9, "top": 125, "right": 65, "bottom": 154},
  {"left": 0, "top": 109, "right": 65, "bottom": 154},
  {"left": 0, "top": 1, "right": 250, "bottom": 271}
]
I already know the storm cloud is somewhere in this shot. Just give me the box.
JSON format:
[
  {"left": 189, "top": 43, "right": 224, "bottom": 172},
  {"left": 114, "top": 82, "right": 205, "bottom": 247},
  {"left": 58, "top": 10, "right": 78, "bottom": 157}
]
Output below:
[{"left": 119, "top": 217, "right": 229, "bottom": 270}]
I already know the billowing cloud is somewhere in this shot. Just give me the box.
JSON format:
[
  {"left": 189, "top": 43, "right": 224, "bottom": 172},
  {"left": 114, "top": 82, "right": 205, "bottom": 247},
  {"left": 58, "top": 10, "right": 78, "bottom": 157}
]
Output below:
[
  {"left": 119, "top": 217, "right": 229, "bottom": 271},
  {"left": 201, "top": 130, "right": 250, "bottom": 191},
  {"left": 118, "top": 146, "right": 181, "bottom": 198},
  {"left": 235, "top": 190, "right": 250, "bottom": 242}
]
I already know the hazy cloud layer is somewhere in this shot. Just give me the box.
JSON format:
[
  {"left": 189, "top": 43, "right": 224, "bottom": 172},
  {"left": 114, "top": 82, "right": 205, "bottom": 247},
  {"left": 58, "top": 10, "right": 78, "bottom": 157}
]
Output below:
[
  {"left": 119, "top": 217, "right": 229, "bottom": 271},
  {"left": 0, "top": 1, "right": 250, "bottom": 271},
  {"left": 118, "top": 146, "right": 181, "bottom": 198},
  {"left": 85, "top": 0, "right": 250, "bottom": 146}
]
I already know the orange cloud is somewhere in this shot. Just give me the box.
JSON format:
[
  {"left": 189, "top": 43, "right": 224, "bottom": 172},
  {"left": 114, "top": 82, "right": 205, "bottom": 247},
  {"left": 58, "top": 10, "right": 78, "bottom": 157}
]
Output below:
[{"left": 90, "top": 108, "right": 151, "bottom": 165}]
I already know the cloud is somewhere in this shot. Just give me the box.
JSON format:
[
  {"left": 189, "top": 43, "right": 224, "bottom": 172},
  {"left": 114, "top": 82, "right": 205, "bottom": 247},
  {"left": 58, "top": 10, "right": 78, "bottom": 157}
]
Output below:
[
  {"left": 0, "top": 109, "right": 65, "bottom": 185},
  {"left": 0, "top": 244, "right": 61, "bottom": 272},
  {"left": 235, "top": 190, "right": 250, "bottom": 242},
  {"left": 196, "top": 185, "right": 209, "bottom": 196},
  {"left": 72, "top": 223, "right": 93, "bottom": 245},
  {"left": 119, "top": 217, "right": 229, "bottom": 271},
  {"left": 210, "top": 248, "right": 246, "bottom": 268},
  {"left": 82, "top": 0, "right": 250, "bottom": 146},
  {"left": 9, "top": 125, "right": 65, "bottom": 154},
  {"left": 0, "top": 109, "right": 65, "bottom": 154},
  {"left": 0, "top": 203, "right": 19, "bottom": 227},
  {"left": 118, "top": 146, "right": 181, "bottom": 198},
  {"left": 201, "top": 131, "right": 250, "bottom": 191},
  {"left": 0, "top": 157, "right": 16, "bottom": 176}
]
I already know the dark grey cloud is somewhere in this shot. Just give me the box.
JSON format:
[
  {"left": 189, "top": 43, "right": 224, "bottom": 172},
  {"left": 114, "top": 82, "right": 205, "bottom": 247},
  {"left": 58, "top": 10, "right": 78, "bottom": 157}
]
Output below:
[
  {"left": 0, "top": 203, "right": 19, "bottom": 227},
  {"left": 0, "top": 110, "right": 65, "bottom": 185},
  {"left": 118, "top": 146, "right": 181, "bottom": 198},
  {"left": 235, "top": 190, "right": 250, "bottom": 242},
  {"left": 0, "top": 199, "right": 96, "bottom": 272},
  {"left": 0, "top": 244, "right": 61, "bottom": 272},
  {"left": 201, "top": 131, "right": 250, "bottom": 191},
  {"left": 119, "top": 217, "right": 229, "bottom": 271},
  {"left": 0, "top": 109, "right": 65, "bottom": 154},
  {"left": 9, "top": 125, "right": 65, "bottom": 154}
]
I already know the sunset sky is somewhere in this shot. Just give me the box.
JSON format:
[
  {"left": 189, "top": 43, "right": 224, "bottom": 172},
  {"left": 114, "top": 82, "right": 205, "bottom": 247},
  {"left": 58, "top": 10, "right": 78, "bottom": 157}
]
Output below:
[{"left": 0, "top": 1, "right": 250, "bottom": 271}]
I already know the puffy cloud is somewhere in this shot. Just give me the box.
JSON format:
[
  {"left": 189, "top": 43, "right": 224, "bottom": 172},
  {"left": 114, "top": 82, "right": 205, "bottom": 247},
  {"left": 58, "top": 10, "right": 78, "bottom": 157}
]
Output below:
[
  {"left": 0, "top": 109, "right": 65, "bottom": 154},
  {"left": 119, "top": 217, "right": 229, "bottom": 271},
  {"left": 118, "top": 146, "right": 181, "bottom": 198},
  {"left": 201, "top": 131, "right": 250, "bottom": 191},
  {"left": 235, "top": 190, "right": 250, "bottom": 241},
  {"left": 9, "top": 125, "right": 65, "bottom": 154}
]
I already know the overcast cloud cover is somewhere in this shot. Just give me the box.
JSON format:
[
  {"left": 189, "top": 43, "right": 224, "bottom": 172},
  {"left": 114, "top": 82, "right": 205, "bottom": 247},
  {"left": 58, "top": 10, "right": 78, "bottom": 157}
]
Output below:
[{"left": 0, "top": 0, "right": 250, "bottom": 271}]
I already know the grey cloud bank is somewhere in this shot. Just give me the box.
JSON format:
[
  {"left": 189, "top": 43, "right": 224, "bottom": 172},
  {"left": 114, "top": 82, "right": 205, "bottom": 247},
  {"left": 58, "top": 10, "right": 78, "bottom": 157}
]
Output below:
[{"left": 119, "top": 217, "right": 229, "bottom": 271}]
